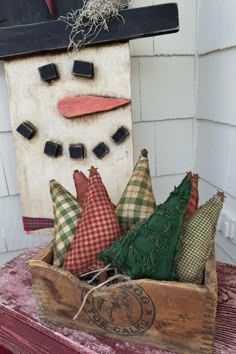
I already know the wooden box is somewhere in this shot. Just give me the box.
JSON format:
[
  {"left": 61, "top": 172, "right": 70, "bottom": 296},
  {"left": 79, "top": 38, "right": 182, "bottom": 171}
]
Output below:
[{"left": 29, "top": 242, "right": 217, "bottom": 354}]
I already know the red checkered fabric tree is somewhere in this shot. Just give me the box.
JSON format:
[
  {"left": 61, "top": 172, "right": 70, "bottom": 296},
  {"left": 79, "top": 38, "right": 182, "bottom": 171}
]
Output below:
[
  {"left": 186, "top": 174, "right": 199, "bottom": 218},
  {"left": 63, "top": 167, "right": 122, "bottom": 275},
  {"left": 73, "top": 170, "right": 89, "bottom": 206}
]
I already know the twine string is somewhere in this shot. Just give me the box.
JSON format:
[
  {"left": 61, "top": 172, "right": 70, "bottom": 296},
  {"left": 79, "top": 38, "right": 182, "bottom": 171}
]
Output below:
[{"left": 73, "top": 273, "right": 130, "bottom": 321}]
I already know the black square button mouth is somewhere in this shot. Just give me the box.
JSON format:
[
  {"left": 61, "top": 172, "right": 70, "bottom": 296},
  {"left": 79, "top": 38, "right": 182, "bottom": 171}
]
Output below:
[
  {"left": 93, "top": 143, "right": 109, "bottom": 159},
  {"left": 16, "top": 122, "right": 36, "bottom": 140},
  {"left": 112, "top": 126, "right": 130, "bottom": 144},
  {"left": 38, "top": 63, "right": 59, "bottom": 82},
  {"left": 44, "top": 141, "right": 62, "bottom": 157},
  {"left": 72, "top": 60, "right": 94, "bottom": 79},
  {"left": 69, "top": 144, "right": 85, "bottom": 159}
]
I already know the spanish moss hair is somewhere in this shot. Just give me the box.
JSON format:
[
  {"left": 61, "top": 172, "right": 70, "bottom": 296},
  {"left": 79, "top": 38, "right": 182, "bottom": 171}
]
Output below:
[{"left": 61, "top": 0, "right": 132, "bottom": 50}]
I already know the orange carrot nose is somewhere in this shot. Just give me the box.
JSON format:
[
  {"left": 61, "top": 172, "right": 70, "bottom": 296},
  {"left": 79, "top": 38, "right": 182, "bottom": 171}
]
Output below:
[{"left": 58, "top": 96, "right": 130, "bottom": 119}]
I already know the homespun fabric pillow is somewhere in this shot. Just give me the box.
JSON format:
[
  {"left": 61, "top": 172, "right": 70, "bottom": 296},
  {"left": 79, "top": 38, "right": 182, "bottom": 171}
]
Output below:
[
  {"left": 99, "top": 174, "right": 192, "bottom": 281},
  {"left": 50, "top": 180, "right": 81, "bottom": 267},
  {"left": 186, "top": 173, "right": 199, "bottom": 218},
  {"left": 63, "top": 167, "right": 122, "bottom": 275},
  {"left": 73, "top": 170, "right": 89, "bottom": 207},
  {"left": 176, "top": 192, "right": 224, "bottom": 284},
  {"left": 116, "top": 149, "right": 156, "bottom": 232}
]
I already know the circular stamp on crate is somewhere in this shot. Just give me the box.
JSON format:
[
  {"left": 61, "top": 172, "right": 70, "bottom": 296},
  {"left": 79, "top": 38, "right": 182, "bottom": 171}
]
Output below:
[{"left": 82, "top": 283, "right": 156, "bottom": 336}]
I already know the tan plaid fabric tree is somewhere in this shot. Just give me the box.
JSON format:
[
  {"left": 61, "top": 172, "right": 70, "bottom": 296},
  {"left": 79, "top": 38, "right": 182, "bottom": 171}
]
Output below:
[
  {"left": 116, "top": 149, "right": 156, "bottom": 231},
  {"left": 176, "top": 192, "right": 224, "bottom": 284},
  {"left": 50, "top": 180, "right": 81, "bottom": 267}
]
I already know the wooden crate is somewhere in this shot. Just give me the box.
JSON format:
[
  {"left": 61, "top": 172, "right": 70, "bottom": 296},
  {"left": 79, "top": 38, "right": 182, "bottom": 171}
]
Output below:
[{"left": 29, "top": 242, "right": 217, "bottom": 354}]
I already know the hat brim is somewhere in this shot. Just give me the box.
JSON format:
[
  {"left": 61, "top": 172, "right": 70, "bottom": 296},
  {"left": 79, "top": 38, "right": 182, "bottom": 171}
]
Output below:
[{"left": 0, "top": 4, "right": 179, "bottom": 59}]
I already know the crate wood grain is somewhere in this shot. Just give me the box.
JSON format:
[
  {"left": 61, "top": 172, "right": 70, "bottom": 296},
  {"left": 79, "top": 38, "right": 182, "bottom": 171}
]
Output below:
[{"left": 29, "top": 243, "right": 218, "bottom": 354}]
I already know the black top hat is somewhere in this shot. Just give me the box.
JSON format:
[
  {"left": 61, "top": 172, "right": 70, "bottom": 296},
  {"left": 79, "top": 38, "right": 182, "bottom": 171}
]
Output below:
[{"left": 0, "top": 0, "right": 179, "bottom": 59}]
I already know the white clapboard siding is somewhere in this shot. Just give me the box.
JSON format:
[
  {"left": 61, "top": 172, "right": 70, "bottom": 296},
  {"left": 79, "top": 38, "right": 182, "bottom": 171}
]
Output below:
[
  {"left": 140, "top": 57, "right": 195, "bottom": 121},
  {"left": 152, "top": 174, "right": 185, "bottom": 205},
  {"left": 216, "top": 231, "right": 236, "bottom": 265},
  {"left": 154, "top": 0, "right": 196, "bottom": 55},
  {"left": 133, "top": 122, "right": 156, "bottom": 177},
  {"left": 0, "top": 156, "right": 8, "bottom": 197},
  {"left": 215, "top": 244, "right": 236, "bottom": 265},
  {"left": 0, "top": 132, "right": 19, "bottom": 195},
  {"left": 0, "top": 232, "right": 7, "bottom": 254},
  {"left": 0, "top": 249, "right": 27, "bottom": 266},
  {"left": 156, "top": 119, "right": 194, "bottom": 176},
  {"left": 0, "top": 195, "right": 50, "bottom": 252},
  {"left": 198, "top": 0, "right": 223, "bottom": 54},
  {"left": 0, "top": 62, "right": 12, "bottom": 132},
  {"left": 220, "top": 0, "right": 236, "bottom": 50},
  {"left": 130, "top": 58, "right": 141, "bottom": 123},
  {"left": 195, "top": 120, "right": 233, "bottom": 192},
  {"left": 197, "top": 49, "right": 236, "bottom": 126}
]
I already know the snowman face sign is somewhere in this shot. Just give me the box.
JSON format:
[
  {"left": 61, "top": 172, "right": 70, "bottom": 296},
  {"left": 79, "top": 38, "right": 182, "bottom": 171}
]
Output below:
[{"left": 5, "top": 43, "right": 133, "bottom": 231}]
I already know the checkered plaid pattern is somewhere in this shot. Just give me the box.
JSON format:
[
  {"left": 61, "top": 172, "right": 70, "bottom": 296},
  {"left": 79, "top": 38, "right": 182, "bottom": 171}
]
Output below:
[
  {"left": 176, "top": 194, "right": 224, "bottom": 284},
  {"left": 73, "top": 170, "right": 89, "bottom": 206},
  {"left": 186, "top": 174, "right": 199, "bottom": 218},
  {"left": 116, "top": 152, "right": 156, "bottom": 231},
  {"left": 50, "top": 180, "right": 81, "bottom": 267},
  {"left": 23, "top": 217, "right": 54, "bottom": 231},
  {"left": 63, "top": 173, "right": 122, "bottom": 275}
]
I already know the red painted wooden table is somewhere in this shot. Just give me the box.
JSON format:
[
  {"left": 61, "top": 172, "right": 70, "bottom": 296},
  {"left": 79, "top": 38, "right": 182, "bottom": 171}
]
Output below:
[{"left": 0, "top": 242, "right": 235, "bottom": 354}]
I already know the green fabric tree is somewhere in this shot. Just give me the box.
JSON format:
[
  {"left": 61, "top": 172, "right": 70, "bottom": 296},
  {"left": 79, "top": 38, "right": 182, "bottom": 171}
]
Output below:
[{"left": 98, "top": 174, "right": 192, "bottom": 281}]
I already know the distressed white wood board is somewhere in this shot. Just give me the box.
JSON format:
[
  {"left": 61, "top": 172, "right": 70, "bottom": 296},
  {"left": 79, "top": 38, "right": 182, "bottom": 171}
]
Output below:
[{"left": 4, "top": 43, "right": 133, "bottom": 231}]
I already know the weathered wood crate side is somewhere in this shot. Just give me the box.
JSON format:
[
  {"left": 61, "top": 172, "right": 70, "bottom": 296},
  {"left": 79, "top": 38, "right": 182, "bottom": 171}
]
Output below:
[{"left": 29, "top": 243, "right": 217, "bottom": 354}]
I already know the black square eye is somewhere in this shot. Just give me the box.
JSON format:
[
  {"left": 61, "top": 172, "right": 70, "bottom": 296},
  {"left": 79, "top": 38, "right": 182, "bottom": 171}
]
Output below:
[
  {"left": 69, "top": 144, "right": 85, "bottom": 159},
  {"left": 72, "top": 60, "right": 94, "bottom": 79},
  {"left": 44, "top": 141, "right": 62, "bottom": 157},
  {"left": 38, "top": 63, "right": 59, "bottom": 82},
  {"left": 112, "top": 126, "right": 129, "bottom": 144},
  {"left": 93, "top": 143, "right": 109, "bottom": 159},
  {"left": 16, "top": 122, "right": 36, "bottom": 140}
]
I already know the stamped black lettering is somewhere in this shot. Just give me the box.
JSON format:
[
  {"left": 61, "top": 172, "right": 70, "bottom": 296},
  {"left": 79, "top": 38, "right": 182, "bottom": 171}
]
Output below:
[
  {"left": 141, "top": 296, "right": 150, "bottom": 305},
  {"left": 82, "top": 285, "right": 156, "bottom": 336},
  {"left": 133, "top": 288, "right": 143, "bottom": 297},
  {"left": 114, "top": 327, "right": 121, "bottom": 333},
  {"left": 93, "top": 315, "right": 101, "bottom": 323}
]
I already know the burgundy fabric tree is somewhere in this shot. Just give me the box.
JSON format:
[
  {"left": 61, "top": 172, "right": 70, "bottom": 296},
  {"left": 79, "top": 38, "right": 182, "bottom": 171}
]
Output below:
[{"left": 45, "top": 0, "right": 55, "bottom": 17}]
